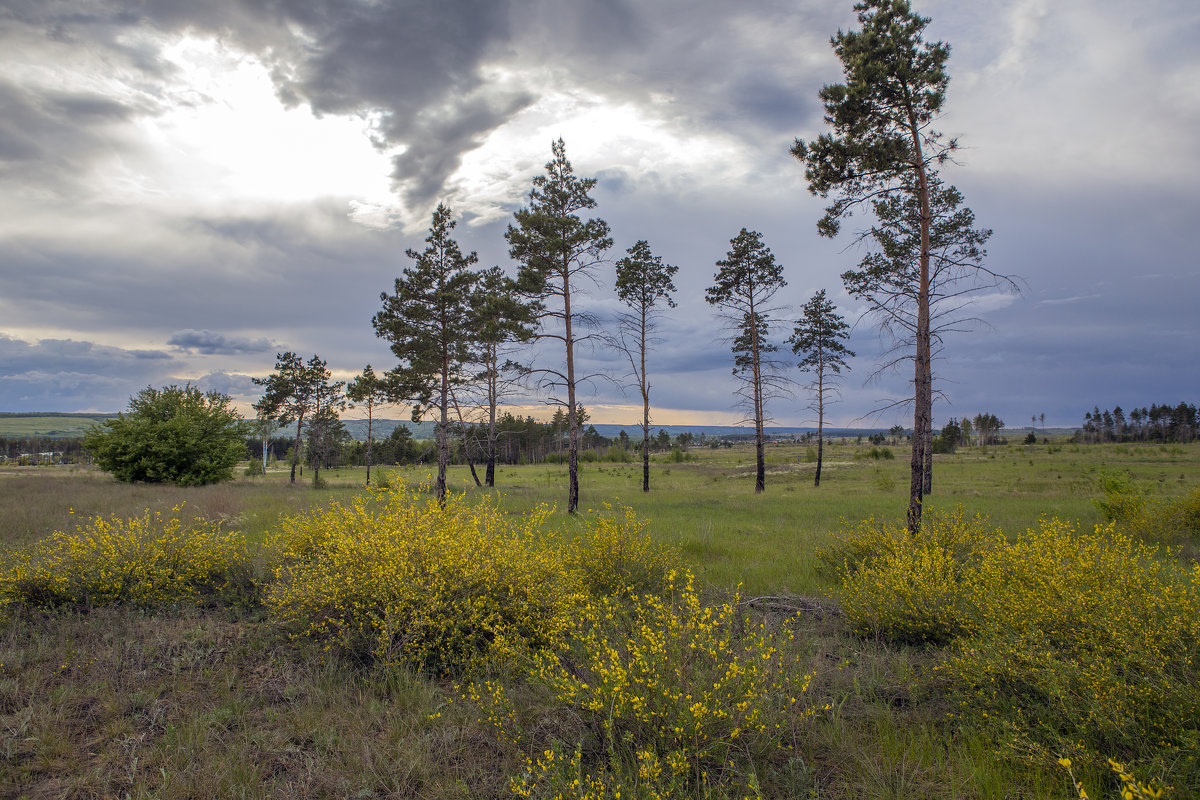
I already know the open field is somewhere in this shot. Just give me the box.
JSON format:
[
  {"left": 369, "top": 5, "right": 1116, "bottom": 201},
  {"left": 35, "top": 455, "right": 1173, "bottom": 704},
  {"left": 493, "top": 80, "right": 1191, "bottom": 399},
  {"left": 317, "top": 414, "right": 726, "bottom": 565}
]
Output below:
[
  {"left": 7, "top": 439, "right": 1185, "bottom": 593},
  {"left": 1, "top": 441, "right": 1197, "bottom": 799},
  {"left": 0, "top": 414, "right": 112, "bottom": 439}
]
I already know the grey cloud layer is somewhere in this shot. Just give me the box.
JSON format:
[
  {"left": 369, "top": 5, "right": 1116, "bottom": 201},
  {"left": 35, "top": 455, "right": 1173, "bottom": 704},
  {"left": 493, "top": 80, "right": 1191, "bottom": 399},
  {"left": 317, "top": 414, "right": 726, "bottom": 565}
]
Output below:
[
  {"left": 0, "top": 1, "right": 1197, "bottom": 424},
  {"left": 1, "top": 0, "right": 841, "bottom": 214}
]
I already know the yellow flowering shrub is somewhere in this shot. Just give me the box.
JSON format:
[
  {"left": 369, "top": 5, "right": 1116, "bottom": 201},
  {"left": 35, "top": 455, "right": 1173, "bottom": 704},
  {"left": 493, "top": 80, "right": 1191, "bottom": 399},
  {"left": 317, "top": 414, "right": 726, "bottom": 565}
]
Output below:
[
  {"left": 838, "top": 536, "right": 964, "bottom": 644},
  {"left": 1060, "top": 756, "right": 1172, "bottom": 800},
  {"left": 834, "top": 506, "right": 1198, "bottom": 788},
  {"left": 1118, "top": 487, "right": 1200, "bottom": 548},
  {"left": 943, "top": 519, "right": 1200, "bottom": 781},
  {"left": 265, "top": 483, "right": 585, "bottom": 675},
  {"left": 508, "top": 571, "right": 813, "bottom": 800},
  {"left": 0, "top": 507, "right": 255, "bottom": 611},
  {"left": 562, "top": 503, "right": 681, "bottom": 599},
  {"left": 827, "top": 508, "right": 1000, "bottom": 644}
]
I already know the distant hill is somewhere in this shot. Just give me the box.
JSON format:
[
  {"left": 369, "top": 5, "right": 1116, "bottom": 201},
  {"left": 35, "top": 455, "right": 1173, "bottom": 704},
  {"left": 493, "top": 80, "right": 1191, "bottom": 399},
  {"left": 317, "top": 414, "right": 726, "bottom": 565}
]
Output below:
[{"left": 0, "top": 413, "right": 115, "bottom": 439}]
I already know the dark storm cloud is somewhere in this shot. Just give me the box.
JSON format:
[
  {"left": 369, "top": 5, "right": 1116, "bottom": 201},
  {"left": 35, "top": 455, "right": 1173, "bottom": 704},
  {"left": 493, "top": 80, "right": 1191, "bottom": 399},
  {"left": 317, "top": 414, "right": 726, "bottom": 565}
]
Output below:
[
  {"left": 0, "top": 336, "right": 179, "bottom": 411},
  {"left": 0, "top": 336, "right": 173, "bottom": 378},
  {"left": 3, "top": 0, "right": 841, "bottom": 215},
  {"left": 2, "top": 0, "right": 1198, "bottom": 423},
  {"left": 167, "top": 330, "right": 273, "bottom": 355},
  {"left": 0, "top": 200, "right": 400, "bottom": 336}
]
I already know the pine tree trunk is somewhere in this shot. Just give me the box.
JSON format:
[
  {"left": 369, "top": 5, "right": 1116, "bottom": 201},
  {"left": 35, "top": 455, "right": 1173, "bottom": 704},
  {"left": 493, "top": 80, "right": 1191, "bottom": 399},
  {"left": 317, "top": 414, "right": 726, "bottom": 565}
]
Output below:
[
  {"left": 907, "top": 111, "right": 933, "bottom": 535},
  {"left": 751, "top": 307, "right": 765, "bottom": 494},
  {"left": 641, "top": 396, "right": 650, "bottom": 493},
  {"left": 450, "top": 392, "right": 482, "bottom": 488},
  {"left": 640, "top": 306, "right": 651, "bottom": 492},
  {"left": 923, "top": 403, "right": 933, "bottom": 496},
  {"left": 564, "top": 271, "right": 579, "bottom": 514},
  {"left": 437, "top": 365, "right": 448, "bottom": 506},
  {"left": 365, "top": 407, "right": 373, "bottom": 486},
  {"left": 815, "top": 373, "right": 824, "bottom": 488},
  {"left": 291, "top": 416, "right": 302, "bottom": 484},
  {"left": 486, "top": 349, "right": 498, "bottom": 487}
]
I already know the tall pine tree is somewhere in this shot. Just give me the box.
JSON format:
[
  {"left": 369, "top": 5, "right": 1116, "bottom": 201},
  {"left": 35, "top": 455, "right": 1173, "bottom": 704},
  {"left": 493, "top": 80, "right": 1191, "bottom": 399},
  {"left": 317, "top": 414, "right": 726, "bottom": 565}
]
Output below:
[
  {"left": 793, "top": 0, "right": 956, "bottom": 532},
  {"left": 706, "top": 229, "right": 788, "bottom": 494},
  {"left": 374, "top": 203, "right": 479, "bottom": 504},
  {"left": 506, "top": 139, "right": 612, "bottom": 513}
]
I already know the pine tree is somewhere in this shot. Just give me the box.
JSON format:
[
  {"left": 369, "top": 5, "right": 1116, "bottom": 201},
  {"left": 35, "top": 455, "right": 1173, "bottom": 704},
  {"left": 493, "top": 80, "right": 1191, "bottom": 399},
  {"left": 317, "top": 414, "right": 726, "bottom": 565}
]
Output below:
[
  {"left": 614, "top": 240, "right": 679, "bottom": 492},
  {"left": 706, "top": 228, "right": 788, "bottom": 493},
  {"left": 470, "top": 266, "right": 536, "bottom": 487},
  {"left": 506, "top": 139, "right": 612, "bottom": 513},
  {"left": 254, "top": 352, "right": 337, "bottom": 484},
  {"left": 346, "top": 365, "right": 393, "bottom": 486},
  {"left": 374, "top": 203, "right": 479, "bottom": 504},
  {"left": 794, "top": 0, "right": 958, "bottom": 532},
  {"left": 790, "top": 290, "right": 854, "bottom": 487}
]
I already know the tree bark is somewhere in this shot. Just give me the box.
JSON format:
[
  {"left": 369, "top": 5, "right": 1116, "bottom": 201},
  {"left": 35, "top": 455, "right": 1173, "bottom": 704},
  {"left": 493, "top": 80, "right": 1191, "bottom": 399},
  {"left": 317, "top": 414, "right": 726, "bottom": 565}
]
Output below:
[
  {"left": 290, "top": 415, "right": 303, "bottom": 484},
  {"left": 437, "top": 358, "right": 448, "bottom": 505},
  {"left": 750, "top": 301, "right": 765, "bottom": 494},
  {"left": 485, "top": 344, "right": 498, "bottom": 487},
  {"left": 564, "top": 269, "right": 579, "bottom": 514},
  {"left": 641, "top": 305, "right": 650, "bottom": 492},
  {"left": 365, "top": 405, "right": 374, "bottom": 486},
  {"left": 815, "top": 364, "right": 824, "bottom": 488},
  {"left": 449, "top": 391, "right": 482, "bottom": 488},
  {"left": 906, "top": 109, "right": 932, "bottom": 535}
]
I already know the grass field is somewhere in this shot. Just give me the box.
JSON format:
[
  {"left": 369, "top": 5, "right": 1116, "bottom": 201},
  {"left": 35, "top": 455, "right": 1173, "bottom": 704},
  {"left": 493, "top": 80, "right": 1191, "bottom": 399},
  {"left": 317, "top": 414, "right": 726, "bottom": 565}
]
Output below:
[
  {"left": 0, "top": 414, "right": 111, "bottom": 439},
  {"left": 1, "top": 440, "right": 1197, "bottom": 799}
]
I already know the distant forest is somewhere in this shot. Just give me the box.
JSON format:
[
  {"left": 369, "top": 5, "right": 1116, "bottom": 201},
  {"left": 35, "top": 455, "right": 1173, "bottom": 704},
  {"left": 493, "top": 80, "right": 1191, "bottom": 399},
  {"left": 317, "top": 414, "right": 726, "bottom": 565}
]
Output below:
[{"left": 1077, "top": 402, "right": 1197, "bottom": 443}]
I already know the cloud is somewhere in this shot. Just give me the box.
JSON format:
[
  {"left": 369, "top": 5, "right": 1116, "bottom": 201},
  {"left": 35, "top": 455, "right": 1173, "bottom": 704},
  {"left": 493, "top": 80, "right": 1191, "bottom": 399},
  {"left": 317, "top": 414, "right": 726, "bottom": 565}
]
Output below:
[
  {"left": 0, "top": 335, "right": 180, "bottom": 412},
  {"left": 1036, "top": 294, "right": 1101, "bottom": 307},
  {"left": 190, "top": 370, "right": 260, "bottom": 399},
  {"left": 168, "top": 329, "right": 273, "bottom": 355}
]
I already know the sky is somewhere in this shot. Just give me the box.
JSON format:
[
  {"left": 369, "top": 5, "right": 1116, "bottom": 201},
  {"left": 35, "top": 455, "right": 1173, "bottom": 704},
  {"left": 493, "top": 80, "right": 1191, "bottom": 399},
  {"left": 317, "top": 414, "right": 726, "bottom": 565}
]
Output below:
[{"left": 1, "top": 0, "right": 1198, "bottom": 430}]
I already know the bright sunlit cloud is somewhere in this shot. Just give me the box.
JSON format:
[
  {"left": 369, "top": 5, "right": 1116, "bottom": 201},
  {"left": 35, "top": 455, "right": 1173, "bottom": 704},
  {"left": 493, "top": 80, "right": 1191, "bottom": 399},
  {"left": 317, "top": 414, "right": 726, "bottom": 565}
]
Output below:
[
  {"left": 446, "top": 67, "right": 751, "bottom": 225},
  {"left": 112, "top": 37, "right": 401, "bottom": 215}
]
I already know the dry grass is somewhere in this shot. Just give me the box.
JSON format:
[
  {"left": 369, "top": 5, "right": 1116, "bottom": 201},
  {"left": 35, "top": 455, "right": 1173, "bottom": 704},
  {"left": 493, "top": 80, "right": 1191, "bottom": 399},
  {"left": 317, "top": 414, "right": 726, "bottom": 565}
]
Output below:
[{"left": 0, "top": 606, "right": 514, "bottom": 800}]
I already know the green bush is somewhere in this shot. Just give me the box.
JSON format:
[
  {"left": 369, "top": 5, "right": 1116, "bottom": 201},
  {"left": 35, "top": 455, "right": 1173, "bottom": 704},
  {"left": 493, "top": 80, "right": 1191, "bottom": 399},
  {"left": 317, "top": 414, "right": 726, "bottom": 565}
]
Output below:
[
  {"left": 1094, "top": 469, "right": 1147, "bottom": 522},
  {"left": 83, "top": 385, "right": 249, "bottom": 486},
  {"left": 1118, "top": 487, "right": 1200, "bottom": 547}
]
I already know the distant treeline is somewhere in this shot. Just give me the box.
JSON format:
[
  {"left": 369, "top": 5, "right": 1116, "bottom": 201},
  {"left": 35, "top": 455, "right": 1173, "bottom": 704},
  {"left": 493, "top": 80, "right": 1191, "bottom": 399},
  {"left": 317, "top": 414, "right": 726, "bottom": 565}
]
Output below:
[
  {"left": 0, "top": 437, "right": 89, "bottom": 463},
  {"left": 1077, "top": 402, "right": 1198, "bottom": 443},
  {"left": 250, "top": 412, "right": 719, "bottom": 472}
]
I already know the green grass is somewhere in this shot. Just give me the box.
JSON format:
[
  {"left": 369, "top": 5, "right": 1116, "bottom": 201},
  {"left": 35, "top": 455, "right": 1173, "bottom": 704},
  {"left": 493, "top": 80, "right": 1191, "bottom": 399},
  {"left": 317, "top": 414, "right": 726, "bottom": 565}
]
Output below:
[
  {"left": 0, "top": 413, "right": 111, "bottom": 438},
  {"left": 7, "top": 440, "right": 1199, "bottom": 593},
  {"left": 1, "top": 440, "right": 1197, "bottom": 798}
]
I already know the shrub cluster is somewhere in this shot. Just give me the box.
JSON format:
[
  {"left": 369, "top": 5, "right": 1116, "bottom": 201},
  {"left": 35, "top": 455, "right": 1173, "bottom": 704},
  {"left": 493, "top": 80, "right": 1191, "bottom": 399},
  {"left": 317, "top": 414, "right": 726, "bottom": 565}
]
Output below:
[
  {"left": 944, "top": 519, "right": 1199, "bottom": 781},
  {"left": 265, "top": 483, "right": 681, "bottom": 675},
  {"left": 1117, "top": 486, "right": 1200, "bottom": 548},
  {"left": 830, "top": 509, "right": 1200, "bottom": 788},
  {"left": 820, "top": 509, "right": 998, "bottom": 644},
  {"left": 1, "top": 507, "right": 256, "bottom": 611},
  {"left": 503, "top": 572, "right": 814, "bottom": 800}
]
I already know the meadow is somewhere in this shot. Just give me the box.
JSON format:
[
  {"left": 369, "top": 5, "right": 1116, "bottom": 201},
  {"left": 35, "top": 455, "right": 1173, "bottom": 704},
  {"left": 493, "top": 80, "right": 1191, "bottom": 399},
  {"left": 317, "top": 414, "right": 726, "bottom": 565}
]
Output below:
[{"left": 0, "top": 439, "right": 1196, "bottom": 799}]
